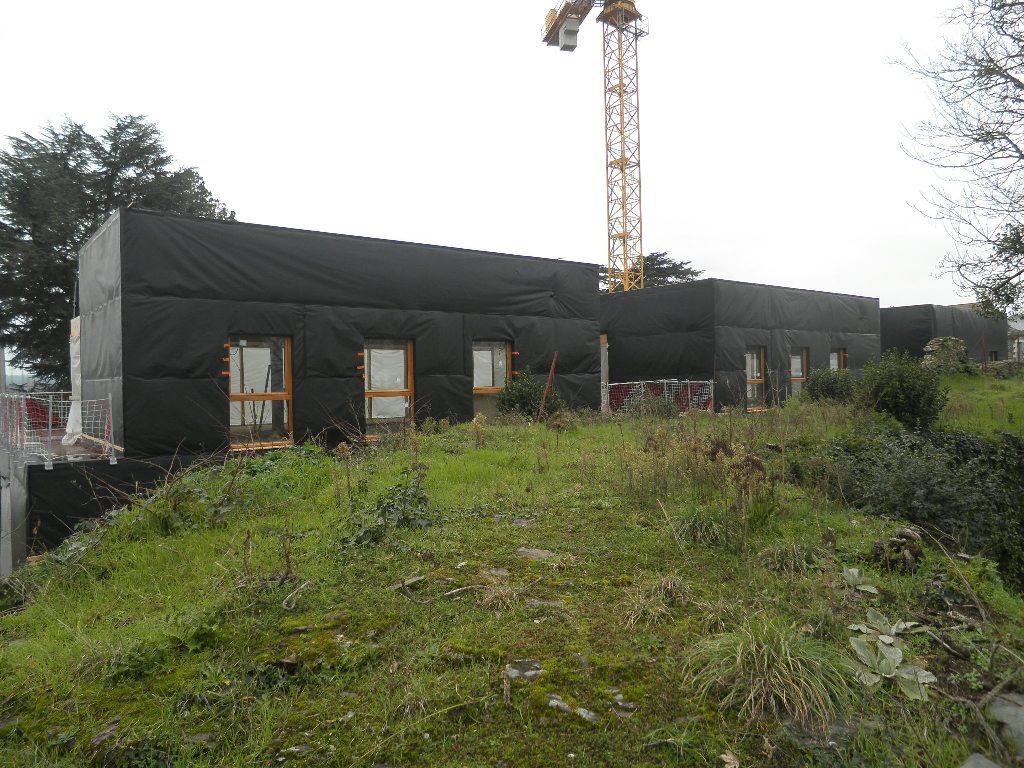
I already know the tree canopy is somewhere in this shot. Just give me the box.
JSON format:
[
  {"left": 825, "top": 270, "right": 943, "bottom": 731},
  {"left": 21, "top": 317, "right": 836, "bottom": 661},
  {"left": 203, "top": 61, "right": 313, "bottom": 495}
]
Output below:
[
  {"left": 599, "top": 251, "right": 703, "bottom": 292},
  {"left": 907, "top": 1, "right": 1024, "bottom": 316},
  {"left": 0, "top": 115, "right": 233, "bottom": 385}
]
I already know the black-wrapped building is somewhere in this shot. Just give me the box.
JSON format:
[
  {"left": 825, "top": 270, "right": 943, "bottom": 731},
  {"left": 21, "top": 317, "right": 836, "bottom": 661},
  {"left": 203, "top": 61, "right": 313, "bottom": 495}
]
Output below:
[
  {"left": 601, "top": 279, "right": 881, "bottom": 409},
  {"left": 880, "top": 304, "right": 1008, "bottom": 363},
  {"left": 79, "top": 209, "right": 601, "bottom": 457}
]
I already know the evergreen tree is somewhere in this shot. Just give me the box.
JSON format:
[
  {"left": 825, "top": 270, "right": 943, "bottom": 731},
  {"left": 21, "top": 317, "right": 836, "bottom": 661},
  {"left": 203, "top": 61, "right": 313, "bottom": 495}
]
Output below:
[
  {"left": 599, "top": 251, "right": 703, "bottom": 291},
  {"left": 0, "top": 115, "right": 233, "bottom": 385}
]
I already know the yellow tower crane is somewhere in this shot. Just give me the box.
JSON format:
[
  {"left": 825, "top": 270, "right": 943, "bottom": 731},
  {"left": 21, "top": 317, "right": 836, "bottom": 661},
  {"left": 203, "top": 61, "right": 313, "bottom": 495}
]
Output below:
[{"left": 542, "top": 1, "right": 648, "bottom": 292}]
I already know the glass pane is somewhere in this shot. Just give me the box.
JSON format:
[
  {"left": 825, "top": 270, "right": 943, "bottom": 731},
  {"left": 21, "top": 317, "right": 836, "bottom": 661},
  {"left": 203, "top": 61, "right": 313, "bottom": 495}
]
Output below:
[
  {"left": 230, "top": 400, "right": 290, "bottom": 444},
  {"left": 747, "top": 382, "right": 764, "bottom": 406},
  {"left": 745, "top": 348, "right": 762, "bottom": 379},
  {"left": 366, "top": 396, "right": 409, "bottom": 420},
  {"left": 367, "top": 345, "right": 407, "bottom": 392},
  {"left": 790, "top": 351, "right": 804, "bottom": 379},
  {"left": 791, "top": 380, "right": 803, "bottom": 395},
  {"left": 473, "top": 342, "right": 509, "bottom": 389},
  {"left": 473, "top": 349, "right": 494, "bottom": 389},
  {"left": 493, "top": 345, "right": 508, "bottom": 388},
  {"left": 230, "top": 337, "right": 287, "bottom": 394},
  {"left": 829, "top": 352, "right": 839, "bottom": 371}
]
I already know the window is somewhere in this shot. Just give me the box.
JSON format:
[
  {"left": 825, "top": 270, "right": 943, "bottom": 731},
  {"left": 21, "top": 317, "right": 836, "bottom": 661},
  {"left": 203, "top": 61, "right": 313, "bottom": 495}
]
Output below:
[
  {"left": 472, "top": 341, "right": 511, "bottom": 393},
  {"left": 364, "top": 340, "right": 414, "bottom": 426},
  {"left": 989, "top": 350, "right": 1000, "bottom": 362},
  {"left": 228, "top": 336, "right": 293, "bottom": 448},
  {"left": 745, "top": 346, "right": 766, "bottom": 411},
  {"left": 789, "top": 348, "right": 809, "bottom": 395},
  {"left": 1016, "top": 339, "right": 1023, "bottom": 362},
  {"left": 830, "top": 348, "right": 848, "bottom": 371}
]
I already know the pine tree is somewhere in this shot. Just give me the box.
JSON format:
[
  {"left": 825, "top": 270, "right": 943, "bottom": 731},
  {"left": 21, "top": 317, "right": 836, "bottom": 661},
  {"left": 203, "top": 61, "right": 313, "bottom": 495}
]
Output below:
[
  {"left": 0, "top": 115, "right": 233, "bottom": 385},
  {"left": 598, "top": 251, "right": 703, "bottom": 291}
]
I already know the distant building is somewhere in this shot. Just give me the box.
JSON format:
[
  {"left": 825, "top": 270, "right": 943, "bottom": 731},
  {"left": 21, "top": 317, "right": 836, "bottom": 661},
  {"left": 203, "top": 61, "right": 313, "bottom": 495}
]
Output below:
[
  {"left": 601, "top": 279, "right": 881, "bottom": 410},
  {"left": 880, "top": 304, "right": 1008, "bottom": 363}
]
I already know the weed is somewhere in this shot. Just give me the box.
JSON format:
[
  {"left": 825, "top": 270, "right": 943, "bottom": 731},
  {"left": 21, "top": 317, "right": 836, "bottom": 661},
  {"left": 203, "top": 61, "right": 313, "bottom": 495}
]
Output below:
[
  {"left": 470, "top": 413, "right": 488, "bottom": 447},
  {"left": 346, "top": 464, "right": 431, "bottom": 547}
]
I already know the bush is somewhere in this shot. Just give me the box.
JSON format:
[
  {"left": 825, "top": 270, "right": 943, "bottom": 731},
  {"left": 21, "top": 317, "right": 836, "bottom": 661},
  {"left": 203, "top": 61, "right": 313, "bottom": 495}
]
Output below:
[
  {"left": 687, "top": 616, "right": 853, "bottom": 729},
  {"left": 496, "top": 365, "right": 564, "bottom": 419},
  {"left": 857, "top": 351, "right": 947, "bottom": 430},
  {"left": 805, "top": 368, "right": 854, "bottom": 403},
  {"left": 814, "top": 426, "right": 1024, "bottom": 589}
]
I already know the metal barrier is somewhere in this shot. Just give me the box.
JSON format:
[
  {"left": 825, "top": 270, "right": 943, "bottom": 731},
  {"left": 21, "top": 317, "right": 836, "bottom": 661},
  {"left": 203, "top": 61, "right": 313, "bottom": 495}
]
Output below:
[
  {"left": 0, "top": 392, "right": 118, "bottom": 468},
  {"left": 602, "top": 379, "right": 714, "bottom": 414}
]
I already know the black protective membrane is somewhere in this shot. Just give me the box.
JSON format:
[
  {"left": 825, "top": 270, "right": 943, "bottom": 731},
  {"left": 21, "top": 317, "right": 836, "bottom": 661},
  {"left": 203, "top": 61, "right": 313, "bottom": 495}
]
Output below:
[
  {"left": 881, "top": 305, "right": 1008, "bottom": 362},
  {"left": 79, "top": 209, "right": 601, "bottom": 456},
  {"left": 601, "top": 279, "right": 882, "bottom": 407}
]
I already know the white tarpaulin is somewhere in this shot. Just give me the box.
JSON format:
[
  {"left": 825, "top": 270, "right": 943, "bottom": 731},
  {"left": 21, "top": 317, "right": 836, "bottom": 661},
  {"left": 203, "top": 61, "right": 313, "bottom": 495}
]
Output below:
[{"left": 62, "top": 316, "right": 82, "bottom": 445}]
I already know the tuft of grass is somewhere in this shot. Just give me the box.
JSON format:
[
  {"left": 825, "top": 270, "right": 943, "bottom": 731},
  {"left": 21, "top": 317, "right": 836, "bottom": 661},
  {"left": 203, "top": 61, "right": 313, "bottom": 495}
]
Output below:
[
  {"left": 624, "top": 575, "right": 687, "bottom": 628},
  {"left": 687, "top": 616, "right": 854, "bottom": 729},
  {"left": 756, "top": 542, "right": 824, "bottom": 575}
]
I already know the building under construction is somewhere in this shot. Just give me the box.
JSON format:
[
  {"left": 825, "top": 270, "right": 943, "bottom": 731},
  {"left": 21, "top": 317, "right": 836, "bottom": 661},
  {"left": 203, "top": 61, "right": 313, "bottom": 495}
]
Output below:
[
  {"left": 1, "top": 208, "right": 601, "bottom": 576},
  {"left": 601, "top": 279, "right": 882, "bottom": 409},
  {"left": 881, "top": 304, "right": 1009, "bottom": 363}
]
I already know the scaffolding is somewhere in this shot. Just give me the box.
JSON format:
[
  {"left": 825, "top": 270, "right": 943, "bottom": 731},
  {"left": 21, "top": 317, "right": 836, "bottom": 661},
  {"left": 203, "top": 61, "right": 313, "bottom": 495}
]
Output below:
[{"left": 0, "top": 392, "right": 118, "bottom": 469}]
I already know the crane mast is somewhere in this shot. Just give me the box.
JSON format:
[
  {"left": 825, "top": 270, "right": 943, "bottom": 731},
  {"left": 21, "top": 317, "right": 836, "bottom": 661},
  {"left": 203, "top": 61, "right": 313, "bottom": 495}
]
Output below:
[{"left": 543, "top": 1, "right": 647, "bottom": 292}]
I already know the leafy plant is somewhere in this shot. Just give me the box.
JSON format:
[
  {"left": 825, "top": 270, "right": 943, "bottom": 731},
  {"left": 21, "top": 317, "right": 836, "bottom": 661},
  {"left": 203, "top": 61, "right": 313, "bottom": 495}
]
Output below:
[
  {"left": 688, "top": 617, "right": 853, "bottom": 729},
  {"left": 805, "top": 368, "right": 855, "bottom": 403},
  {"left": 848, "top": 608, "right": 925, "bottom": 647},
  {"left": 496, "top": 365, "right": 564, "bottom": 419},
  {"left": 849, "top": 636, "right": 936, "bottom": 701},
  {"left": 842, "top": 567, "right": 879, "bottom": 595},
  {"left": 857, "top": 351, "right": 948, "bottom": 430},
  {"left": 347, "top": 465, "right": 431, "bottom": 546}
]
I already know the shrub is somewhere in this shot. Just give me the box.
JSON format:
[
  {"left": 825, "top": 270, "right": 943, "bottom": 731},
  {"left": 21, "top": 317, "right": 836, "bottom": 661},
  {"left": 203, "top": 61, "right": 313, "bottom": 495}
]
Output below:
[
  {"left": 816, "top": 426, "right": 1024, "bottom": 589},
  {"left": 687, "top": 616, "right": 853, "bottom": 729},
  {"left": 496, "top": 365, "right": 564, "bottom": 419},
  {"left": 857, "top": 351, "right": 947, "bottom": 430},
  {"left": 805, "top": 368, "right": 854, "bottom": 403}
]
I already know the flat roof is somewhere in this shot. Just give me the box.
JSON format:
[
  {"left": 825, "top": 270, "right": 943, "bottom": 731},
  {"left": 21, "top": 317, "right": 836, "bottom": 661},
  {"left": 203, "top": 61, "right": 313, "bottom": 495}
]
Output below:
[
  {"left": 602, "top": 277, "right": 879, "bottom": 302},
  {"left": 118, "top": 208, "right": 599, "bottom": 269}
]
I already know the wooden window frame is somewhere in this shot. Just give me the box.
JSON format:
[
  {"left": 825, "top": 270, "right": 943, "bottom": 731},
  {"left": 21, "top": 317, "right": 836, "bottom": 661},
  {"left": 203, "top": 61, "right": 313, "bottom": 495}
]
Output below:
[
  {"left": 745, "top": 346, "right": 767, "bottom": 412},
  {"left": 472, "top": 341, "right": 513, "bottom": 395},
  {"left": 989, "top": 350, "right": 999, "bottom": 363},
  {"left": 228, "top": 336, "right": 294, "bottom": 451},
  {"left": 790, "top": 347, "right": 809, "bottom": 394},
  {"left": 364, "top": 340, "right": 415, "bottom": 421},
  {"left": 830, "top": 348, "right": 848, "bottom": 371}
]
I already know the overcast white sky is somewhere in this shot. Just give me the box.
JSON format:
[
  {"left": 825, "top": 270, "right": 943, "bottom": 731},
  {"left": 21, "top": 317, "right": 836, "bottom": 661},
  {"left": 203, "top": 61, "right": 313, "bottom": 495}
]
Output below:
[{"left": 1, "top": 1, "right": 963, "bottom": 306}]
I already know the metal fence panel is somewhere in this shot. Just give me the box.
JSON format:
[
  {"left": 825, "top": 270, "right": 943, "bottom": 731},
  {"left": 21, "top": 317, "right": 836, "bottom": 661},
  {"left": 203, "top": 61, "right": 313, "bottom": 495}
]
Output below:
[{"left": 602, "top": 379, "right": 714, "bottom": 414}]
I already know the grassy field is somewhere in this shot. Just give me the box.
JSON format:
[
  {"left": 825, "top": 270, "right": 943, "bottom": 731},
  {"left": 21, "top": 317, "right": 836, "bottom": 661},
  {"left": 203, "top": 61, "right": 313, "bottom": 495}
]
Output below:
[
  {"left": 940, "top": 371, "right": 1024, "bottom": 435},
  {"left": 0, "top": 394, "right": 1022, "bottom": 767}
]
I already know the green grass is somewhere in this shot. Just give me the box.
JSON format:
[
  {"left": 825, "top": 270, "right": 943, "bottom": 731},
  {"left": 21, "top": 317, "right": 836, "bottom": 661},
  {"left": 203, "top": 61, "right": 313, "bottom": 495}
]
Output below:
[
  {"left": 0, "top": 405, "right": 1021, "bottom": 767},
  {"left": 940, "top": 371, "right": 1024, "bottom": 434}
]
